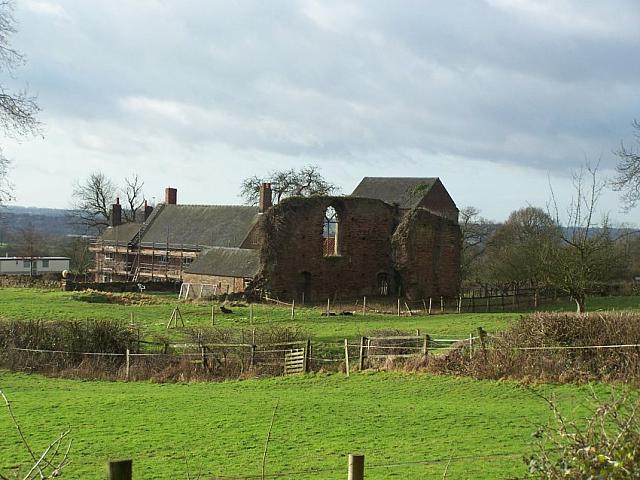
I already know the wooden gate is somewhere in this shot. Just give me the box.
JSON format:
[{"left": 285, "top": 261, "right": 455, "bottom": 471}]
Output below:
[{"left": 284, "top": 348, "right": 306, "bottom": 375}]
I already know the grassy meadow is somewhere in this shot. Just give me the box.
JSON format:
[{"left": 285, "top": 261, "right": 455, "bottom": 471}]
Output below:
[
  {"left": 1, "top": 288, "right": 639, "bottom": 478},
  {"left": 0, "top": 371, "right": 619, "bottom": 479},
  {"left": 0, "top": 287, "right": 638, "bottom": 344}
]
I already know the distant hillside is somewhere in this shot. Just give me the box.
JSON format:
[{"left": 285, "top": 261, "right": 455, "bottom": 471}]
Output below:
[{"left": 0, "top": 206, "right": 91, "bottom": 238}]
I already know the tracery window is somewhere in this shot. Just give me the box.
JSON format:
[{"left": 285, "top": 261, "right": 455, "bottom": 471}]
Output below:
[{"left": 323, "top": 206, "right": 339, "bottom": 256}]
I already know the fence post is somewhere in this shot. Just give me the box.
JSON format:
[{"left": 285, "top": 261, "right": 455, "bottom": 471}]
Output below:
[
  {"left": 108, "top": 460, "right": 132, "bottom": 480},
  {"left": 428, "top": 297, "right": 432, "bottom": 315},
  {"left": 348, "top": 454, "right": 364, "bottom": 480},
  {"left": 201, "top": 346, "right": 208, "bottom": 371},
  {"left": 125, "top": 349, "right": 130, "bottom": 380},
  {"left": 359, "top": 337, "right": 366, "bottom": 371},
  {"left": 304, "top": 339, "right": 311, "bottom": 373},
  {"left": 291, "top": 300, "right": 295, "bottom": 320},
  {"left": 423, "top": 335, "right": 430, "bottom": 356},
  {"left": 440, "top": 296, "right": 444, "bottom": 313},
  {"left": 211, "top": 304, "right": 215, "bottom": 326},
  {"left": 469, "top": 333, "right": 473, "bottom": 359},
  {"left": 477, "top": 327, "right": 487, "bottom": 362},
  {"left": 327, "top": 298, "right": 330, "bottom": 316},
  {"left": 362, "top": 296, "right": 366, "bottom": 316},
  {"left": 250, "top": 344, "right": 256, "bottom": 369},
  {"left": 397, "top": 298, "right": 401, "bottom": 317},
  {"left": 344, "top": 339, "right": 350, "bottom": 377}
]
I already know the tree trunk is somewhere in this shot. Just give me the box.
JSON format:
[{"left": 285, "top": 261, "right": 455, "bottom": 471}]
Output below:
[{"left": 574, "top": 295, "right": 586, "bottom": 313}]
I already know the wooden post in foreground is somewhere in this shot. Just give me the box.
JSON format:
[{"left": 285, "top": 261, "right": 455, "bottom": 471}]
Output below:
[
  {"left": 359, "top": 337, "right": 366, "bottom": 371},
  {"left": 327, "top": 298, "right": 330, "bottom": 316},
  {"left": 423, "top": 335, "right": 430, "bottom": 355},
  {"left": 397, "top": 298, "right": 401, "bottom": 317},
  {"left": 108, "top": 459, "right": 132, "bottom": 480},
  {"left": 344, "top": 339, "right": 350, "bottom": 377},
  {"left": 304, "top": 339, "right": 311, "bottom": 373},
  {"left": 291, "top": 300, "right": 295, "bottom": 320},
  {"left": 125, "top": 349, "right": 130, "bottom": 380},
  {"left": 211, "top": 304, "right": 215, "bottom": 326},
  {"left": 348, "top": 454, "right": 364, "bottom": 480},
  {"left": 362, "top": 296, "right": 366, "bottom": 316}
]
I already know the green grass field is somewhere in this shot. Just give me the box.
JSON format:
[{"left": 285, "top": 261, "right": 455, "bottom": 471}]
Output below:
[
  {"left": 1, "top": 288, "right": 639, "bottom": 479},
  {"left": 1, "top": 288, "right": 638, "bottom": 344},
  {"left": 0, "top": 371, "right": 620, "bottom": 479}
]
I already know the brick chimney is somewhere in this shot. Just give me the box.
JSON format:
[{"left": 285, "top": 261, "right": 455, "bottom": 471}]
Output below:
[
  {"left": 111, "top": 197, "right": 122, "bottom": 227},
  {"left": 143, "top": 200, "right": 153, "bottom": 221},
  {"left": 165, "top": 187, "right": 177, "bottom": 205},
  {"left": 259, "top": 183, "right": 272, "bottom": 212}
]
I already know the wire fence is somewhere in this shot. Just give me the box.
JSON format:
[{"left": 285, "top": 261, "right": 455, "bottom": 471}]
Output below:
[{"left": 6, "top": 332, "right": 640, "bottom": 383}]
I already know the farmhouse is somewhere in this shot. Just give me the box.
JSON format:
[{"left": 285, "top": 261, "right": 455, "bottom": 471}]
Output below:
[{"left": 91, "top": 177, "right": 462, "bottom": 300}]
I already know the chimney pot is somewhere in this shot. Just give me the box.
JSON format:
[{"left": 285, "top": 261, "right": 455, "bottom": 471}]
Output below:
[
  {"left": 165, "top": 187, "right": 177, "bottom": 205},
  {"left": 143, "top": 199, "right": 154, "bottom": 221},
  {"left": 111, "top": 200, "right": 122, "bottom": 227},
  {"left": 259, "top": 182, "right": 272, "bottom": 212}
]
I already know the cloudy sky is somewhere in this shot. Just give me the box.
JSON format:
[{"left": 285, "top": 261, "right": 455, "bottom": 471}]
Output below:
[{"left": 3, "top": 0, "right": 640, "bottom": 223}]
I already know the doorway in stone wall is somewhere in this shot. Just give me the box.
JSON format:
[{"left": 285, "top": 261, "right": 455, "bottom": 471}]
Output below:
[
  {"left": 377, "top": 272, "right": 389, "bottom": 296},
  {"left": 298, "top": 271, "right": 312, "bottom": 304}
]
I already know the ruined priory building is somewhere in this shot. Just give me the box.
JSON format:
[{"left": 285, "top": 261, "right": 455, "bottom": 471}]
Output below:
[{"left": 91, "top": 177, "right": 462, "bottom": 301}]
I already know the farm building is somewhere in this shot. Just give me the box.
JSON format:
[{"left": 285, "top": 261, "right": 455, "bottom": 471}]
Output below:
[
  {"left": 91, "top": 177, "right": 462, "bottom": 300},
  {"left": 0, "top": 256, "right": 70, "bottom": 276}
]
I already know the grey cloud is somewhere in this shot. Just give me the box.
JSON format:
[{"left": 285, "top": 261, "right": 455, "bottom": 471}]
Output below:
[{"left": 11, "top": 0, "right": 640, "bottom": 178}]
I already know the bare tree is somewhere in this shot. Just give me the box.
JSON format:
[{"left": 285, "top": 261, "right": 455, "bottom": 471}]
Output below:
[
  {"left": 458, "top": 206, "right": 494, "bottom": 286},
  {"left": 123, "top": 174, "right": 145, "bottom": 222},
  {"left": 612, "top": 119, "right": 640, "bottom": 212},
  {"left": 547, "top": 162, "right": 620, "bottom": 313},
  {"left": 71, "top": 172, "right": 145, "bottom": 231},
  {"left": 0, "top": 0, "right": 40, "bottom": 205},
  {"left": 71, "top": 172, "right": 116, "bottom": 231},
  {"left": 240, "top": 165, "right": 337, "bottom": 205},
  {"left": 13, "top": 222, "right": 45, "bottom": 276}
]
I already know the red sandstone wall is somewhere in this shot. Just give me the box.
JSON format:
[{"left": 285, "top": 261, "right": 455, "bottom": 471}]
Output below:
[
  {"left": 256, "top": 197, "right": 398, "bottom": 301},
  {"left": 392, "top": 208, "right": 462, "bottom": 299},
  {"left": 417, "top": 179, "right": 459, "bottom": 223},
  {"left": 182, "top": 272, "right": 245, "bottom": 293}
]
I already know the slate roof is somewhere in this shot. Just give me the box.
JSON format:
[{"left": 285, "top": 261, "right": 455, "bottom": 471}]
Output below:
[
  {"left": 100, "top": 223, "right": 144, "bottom": 245},
  {"left": 351, "top": 177, "right": 438, "bottom": 209},
  {"left": 186, "top": 247, "right": 260, "bottom": 278},
  {"left": 139, "top": 205, "right": 260, "bottom": 248}
]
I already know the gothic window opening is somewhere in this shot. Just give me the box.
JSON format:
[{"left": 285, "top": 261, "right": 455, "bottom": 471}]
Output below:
[{"left": 323, "top": 206, "right": 339, "bottom": 256}]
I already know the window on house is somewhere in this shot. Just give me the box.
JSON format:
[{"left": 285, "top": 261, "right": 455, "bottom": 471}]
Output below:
[
  {"left": 377, "top": 273, "right": 389, "bottom": 296},
  {"left": 42, "top": 260, "right": 49, "bottom": 268},
  {"left": 104, "top": 252, "right": 114, "bottom": 261},
  {"left": 182, "top": 257, "right": 193, "bottom": 266},
  {"left": 23, "top": 260, "right": 30, "bottom": 268},
  {"left": 323, "top": 206, "right": 339, "bottom": 256},
  {"left": 157, "top": 255, "right": 168, "bottom": 265}
]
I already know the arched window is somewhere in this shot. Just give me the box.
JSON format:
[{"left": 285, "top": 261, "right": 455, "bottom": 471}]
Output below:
[{"left": 323, "top": 206, "right": 339, "bottom": 256}]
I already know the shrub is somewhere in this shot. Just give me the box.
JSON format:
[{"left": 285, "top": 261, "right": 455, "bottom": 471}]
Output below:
[
  {"left": 429, "top": 312, "right": 640, "bottom": 383},
  {"left": 525, "top": 393, "right": 640, "bottom": 479}
]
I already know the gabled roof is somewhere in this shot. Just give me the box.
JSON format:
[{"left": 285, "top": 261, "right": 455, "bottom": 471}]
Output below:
[
  {"left": 139, "top": 205, "right": 260, "bottom": 249},
  {"left": 186, "top": 247, "right": 260, "bottom": 278},
  {"left": 351, "top": 177, "right": 439, "bottom": 209},
  {"left": 100, "top": 223, "right": 144, "bottom": 245}
]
